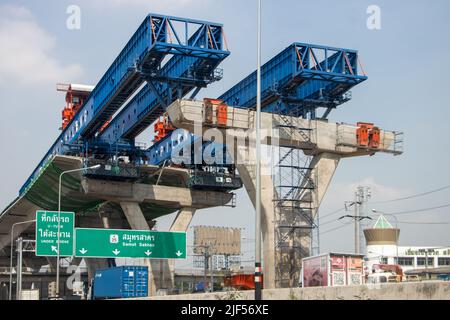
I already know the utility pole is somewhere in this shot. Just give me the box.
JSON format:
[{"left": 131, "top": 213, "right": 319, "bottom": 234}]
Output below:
[
  {"left": 354, "top": 191, "right": 360, "bottom": 255},
  {"left": 356, "top": 186, "right": 371, "bottom": 254},
  {"left": 195, "top": 242, "right": 214, "bottom": 293},
  {"left": 342, "top": 187, "right": 372, "bottom": 254},
  {"left": 345, "top": 186, "right": 371, "bottom": 254},
  {"left": 210, "top": 253, "right": 214, "bottom": 293},
  {"left": 254, "top": 0, "right": 263, "bottom": 301},
  {"left": 203, "top": 246, "right": 208, "bottom": 293}
]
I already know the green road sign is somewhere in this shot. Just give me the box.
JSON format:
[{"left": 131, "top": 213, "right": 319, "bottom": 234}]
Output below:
[
  {"left": 74, "top": 228, "right": 186, "bottom": 259},
  {"left": 35, "top": 211, "right": 74, "bottom": 257}
]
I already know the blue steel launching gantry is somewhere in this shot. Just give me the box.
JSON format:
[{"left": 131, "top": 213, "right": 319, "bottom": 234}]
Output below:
[
  {"left": 0, "top": 13, "right": 403, "bottom": 292},
  {"left": 19, "top": 14, "right": 230, "bottom": 195},
  {"left": 18, "top": 15, "right": 369, "bottom": 195}
]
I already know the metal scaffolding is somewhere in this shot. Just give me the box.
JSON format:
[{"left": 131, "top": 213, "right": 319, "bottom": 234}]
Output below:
[{"left": 272, "top": 107, "right": 318, "bottom": 288}]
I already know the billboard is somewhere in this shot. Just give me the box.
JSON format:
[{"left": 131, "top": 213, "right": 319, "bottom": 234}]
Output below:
[
  {"left": 346, "top": 256, "right": 363, "bottom": 270},
  {"left": 331, "top": 256, "right": 346, "bottom": 270},
  {"left": 303, "top": 253, "right": 364, "bottom": 287},
  {"left": 331, "top": 256, "right": 346, "bottom": 286},
  {"left": 302, "top": 255, "right": 328, "bottom": 287},
  {"left": 193, "top": 226, "right": 241, "bottom": 255}
]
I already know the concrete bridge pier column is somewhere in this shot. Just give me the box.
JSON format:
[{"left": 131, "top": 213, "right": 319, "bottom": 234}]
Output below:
[
  {"left": 166, "top": 207, "right": 196, "bottom": 290},
  {"left": 83, "top": 203, "right": 129, "bottom": 287},
  {"left": 121, "top": 201, "right": 182, "bottom": 296},
  {"left": 121, "top": 202, "right": 196, "bottom": 295},
  {"left": 235, "top": 161, "right": 277, "bottom": 290}
]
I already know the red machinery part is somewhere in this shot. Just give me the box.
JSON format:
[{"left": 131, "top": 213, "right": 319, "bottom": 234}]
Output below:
[
  {"left": 216, "top": 103, "right": 228, "bottom": 127},
  {"left": 356, "top": 122, "right": 380, "bottom": 149},
  {"left": 356, "top": 125, "right": 370, "bottom": 146},
  {"left": 59, "top": 85, "right": 91, "bottom": 130},
  {"left": 224, "top": 273, "right": 263, "bottom": 290},
  {"left": 369, "top": 127, "right": 381, "bottom": 148},
  {"left": 204, "top": 98, "right": 228, "bottom": 127},
  {"left": 153, "top": 115, "right": 175, "bottom": 142}
]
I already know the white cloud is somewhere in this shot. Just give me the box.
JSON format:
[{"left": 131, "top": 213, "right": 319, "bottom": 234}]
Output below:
[
  {"left": 0, "top": 5, "right": 83, "bottom": 86},
  {"left": 321, "top": 176, "right": 408, "bottom": 213}
]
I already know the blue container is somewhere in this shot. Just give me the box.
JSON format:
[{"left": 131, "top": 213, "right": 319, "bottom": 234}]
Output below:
[
  {"left": 194, "top": 282, "right": 206, "bottom": 292},
  {"left": 93, "top": 266, "right": 148, "bottom": 299}
]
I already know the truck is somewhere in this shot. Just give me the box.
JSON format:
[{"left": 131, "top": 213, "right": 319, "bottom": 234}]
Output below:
[
  {"left": 301, "top": 253, "right": 365, "bottom": 287},
  {"left": 92, "top": 266, "right": 148, "bottom": 299},
  {"left": 367, "top": 264, "right": 404, "bottom": 283}
]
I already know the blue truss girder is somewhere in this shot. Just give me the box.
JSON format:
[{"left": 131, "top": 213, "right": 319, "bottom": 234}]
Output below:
[
  {"left": 219, "top": 43, "right": 367, "bottom": 111},
  {"left": 98, "top": 45, "right": 228, "bottom": 143},
  {"left": 19, "top": 13, "right": 229, "bottom": 195}
]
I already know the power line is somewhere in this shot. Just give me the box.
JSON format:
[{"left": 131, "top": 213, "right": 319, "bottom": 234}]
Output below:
[
  {"left": 319, "top": 185, "right": 450, "bottom": 224},
  {"left": 320, "top": 207, "right": 345, "bottom": 219},
  {"left": 319, "top": 221, "right": 353, "bottom": 235},
  {"left": 397, "top": 220, "right": 450, "bottom": 225},
  {"left": 320, "top": 206, "right": 450, "bottom": 236},
  {"left": 371, "top": 185, "right": 450, "bottom": 204},
  {"left": 319, "top": 203, "right": 450, "bottom": 238},
  {"left": 376, "top": 203, "right": 450, "bottom": 216}
]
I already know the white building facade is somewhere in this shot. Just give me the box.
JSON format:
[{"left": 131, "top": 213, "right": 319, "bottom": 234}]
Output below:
[{"left": 364, "top": 215, "right": 450, "bottom": 273}]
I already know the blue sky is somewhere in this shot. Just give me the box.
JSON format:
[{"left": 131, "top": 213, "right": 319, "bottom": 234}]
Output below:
[{"left": 1, "top": 0, "right": 450, "bottom": 267}]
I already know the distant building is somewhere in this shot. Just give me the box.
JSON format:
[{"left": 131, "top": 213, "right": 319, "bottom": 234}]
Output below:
[{"left": 363, "top": 215, "right": 450, "bottom": 273}]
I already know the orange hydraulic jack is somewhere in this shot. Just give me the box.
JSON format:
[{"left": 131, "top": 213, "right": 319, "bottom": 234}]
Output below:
[
  {"left": 356, "top": 122, "right": 381, "bottom": 148},
  {"left": 153, "top": 115, "right": 175, "bottom": 142},
  {"left": 204, "top": 98, "right": 228, "bottom": 127},
  {"left": 356, "top": 122, "right": 373, "bottom": 146},
  {"left": 369, "top": 126, "right": 381, "bottom": 148}
]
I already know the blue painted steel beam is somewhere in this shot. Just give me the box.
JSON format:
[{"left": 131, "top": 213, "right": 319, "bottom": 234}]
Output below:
[
  {"left": 19, "top": 13, "right": 229, "bottom": 195},
  {"left": 219, "top": 43, "right": 367, "bottom": 112},
  {"left": 98, "top": 27, "right": 229, "bottom": 143}
]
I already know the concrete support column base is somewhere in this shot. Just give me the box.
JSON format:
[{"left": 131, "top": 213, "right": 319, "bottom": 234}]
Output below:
[{"left": 120, "top": 202, "right": 196, "bottom": 296}]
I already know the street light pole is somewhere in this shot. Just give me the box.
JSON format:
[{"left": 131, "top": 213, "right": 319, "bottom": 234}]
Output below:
[
  {"left": 56, "top": 164, "right": 100, "bottom": 298},
  {"left": 254, "top": 0, "right": 263, "bottom": 301},
  {"left": 9, "top": 219, "right": 36, "bottom": 300}
]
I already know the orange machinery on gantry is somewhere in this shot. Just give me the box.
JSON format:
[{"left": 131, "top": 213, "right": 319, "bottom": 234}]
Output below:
[
  {"left": 356, "top": 122, "right": 381, "bottom": 148},
  {"left": 153, "top": 114, "right": 175, "bottom": 142},
  {"left": 204, "top": 98, "right": 228, "bottom": 127},
  {"left": 57, "top": 83, "right": 94, "bottom": 130}
]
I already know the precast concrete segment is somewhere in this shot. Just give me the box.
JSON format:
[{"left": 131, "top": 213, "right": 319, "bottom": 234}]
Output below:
[
  {"left": 81, "top": 179, "right": 233, "bottom": 209},
  {"left": 166, "top": 99, "right": 398, "bottom": 156}
]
